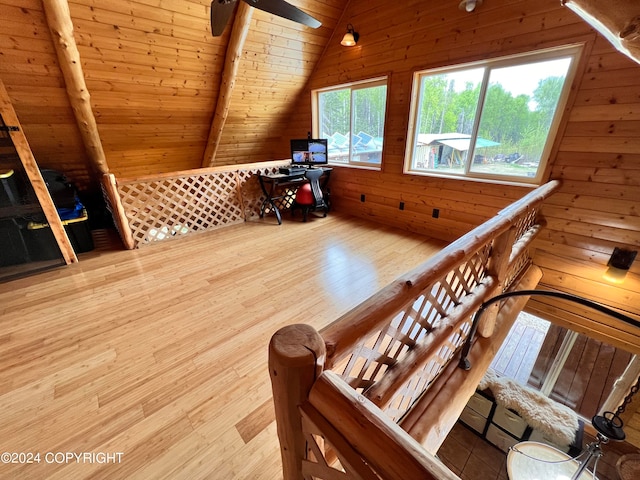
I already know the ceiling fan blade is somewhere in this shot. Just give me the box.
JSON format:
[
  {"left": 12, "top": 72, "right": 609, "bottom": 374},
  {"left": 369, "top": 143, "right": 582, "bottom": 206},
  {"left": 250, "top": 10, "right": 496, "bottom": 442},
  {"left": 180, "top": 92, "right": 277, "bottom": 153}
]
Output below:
[
  {"left": 242, "top": 0, "right": 321, "bottom": 29},
  {"left": 211, "top": 0, "right": 238, "bottom": 36}
]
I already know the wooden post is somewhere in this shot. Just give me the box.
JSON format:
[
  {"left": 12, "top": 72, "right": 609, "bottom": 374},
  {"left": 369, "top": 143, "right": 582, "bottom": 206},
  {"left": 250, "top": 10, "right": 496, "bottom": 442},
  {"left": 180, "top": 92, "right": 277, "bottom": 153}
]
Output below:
[
  {"left": 202, "top": 2, "right": 253, "bottom": 167},
  {"left": 42, "top": 0, "right": 109, "bottom": 175},
  {"left": 310, "top": 372, "right": 461, "bottom": 480},
  {"left": 477, "top": 226, "right": 518, "bottom": 338},
  {"left": 269, "top": 324, "right": 326, "bottom": 480},
  {"left": 101, "top": 174, "right": 135, "bottom": 250}
]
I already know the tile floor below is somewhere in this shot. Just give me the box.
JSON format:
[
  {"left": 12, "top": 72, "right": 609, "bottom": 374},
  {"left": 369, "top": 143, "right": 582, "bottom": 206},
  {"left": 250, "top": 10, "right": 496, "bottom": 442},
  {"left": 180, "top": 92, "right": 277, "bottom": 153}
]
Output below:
[
  {"left": 438, "top": 421, "right": 639, "bottom": 480},
  {"left": 438, "top": 422, "right": 508, "bottom": 480}
]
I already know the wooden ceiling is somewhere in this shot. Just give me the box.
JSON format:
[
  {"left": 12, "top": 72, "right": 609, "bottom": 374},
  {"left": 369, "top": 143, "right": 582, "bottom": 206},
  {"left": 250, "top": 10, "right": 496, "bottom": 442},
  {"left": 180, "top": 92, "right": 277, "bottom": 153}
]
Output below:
[
  {"left": 2, "top": 0, "right": 638, "bottom": 193},
  {"left": 0, "top": 0, "right": 345, "bottom": 189}
]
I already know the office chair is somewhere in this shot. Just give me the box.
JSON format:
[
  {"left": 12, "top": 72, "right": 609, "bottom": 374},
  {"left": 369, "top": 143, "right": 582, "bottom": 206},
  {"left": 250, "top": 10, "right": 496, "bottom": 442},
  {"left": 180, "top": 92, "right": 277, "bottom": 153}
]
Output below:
[{"left": 291, "top": 168, "right": 329, "bottom": 222}]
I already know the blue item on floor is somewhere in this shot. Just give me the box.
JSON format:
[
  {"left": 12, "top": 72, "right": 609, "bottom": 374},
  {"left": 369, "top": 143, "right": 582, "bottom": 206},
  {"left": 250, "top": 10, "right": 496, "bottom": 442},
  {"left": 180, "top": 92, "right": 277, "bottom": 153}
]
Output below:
[{"left": 57, "top": 198, "right": 85, "bottom": 221}]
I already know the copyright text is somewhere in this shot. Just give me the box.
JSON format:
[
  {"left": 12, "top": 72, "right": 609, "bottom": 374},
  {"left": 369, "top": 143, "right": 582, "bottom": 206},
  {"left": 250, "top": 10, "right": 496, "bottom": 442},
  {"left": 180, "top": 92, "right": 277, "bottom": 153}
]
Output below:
[{"left": 1, "top": 452, "right": 124, "bottom": 464}]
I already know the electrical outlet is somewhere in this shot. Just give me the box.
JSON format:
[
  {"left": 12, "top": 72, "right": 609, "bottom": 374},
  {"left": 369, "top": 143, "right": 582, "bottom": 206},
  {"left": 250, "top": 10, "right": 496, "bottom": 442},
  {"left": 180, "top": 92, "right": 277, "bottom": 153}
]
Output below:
[
  {"left": 432, "top": 208, "right": 440, "bottom": 218},
  {"left": 360, "top": 194, "right": 365, "bottom": 202},
  {"left": 399, "top": 202, "right": 405, "bottom": 210}
]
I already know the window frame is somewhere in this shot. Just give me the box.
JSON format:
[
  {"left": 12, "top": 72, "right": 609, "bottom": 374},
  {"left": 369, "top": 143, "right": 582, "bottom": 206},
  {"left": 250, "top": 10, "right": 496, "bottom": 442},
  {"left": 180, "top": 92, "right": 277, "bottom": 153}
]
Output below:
[
  {"left": 403, "top": 45, "right": 583, "bottom": 185},
  {"left": 312, "top": 76, "right": 389, "bottom": 170}
]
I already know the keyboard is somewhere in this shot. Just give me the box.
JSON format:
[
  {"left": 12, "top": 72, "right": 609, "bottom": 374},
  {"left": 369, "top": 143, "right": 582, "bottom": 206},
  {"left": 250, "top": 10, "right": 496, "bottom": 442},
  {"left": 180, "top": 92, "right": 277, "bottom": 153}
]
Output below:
[{"left": 279, "top": 167, "right": 306, "bottom": 175}]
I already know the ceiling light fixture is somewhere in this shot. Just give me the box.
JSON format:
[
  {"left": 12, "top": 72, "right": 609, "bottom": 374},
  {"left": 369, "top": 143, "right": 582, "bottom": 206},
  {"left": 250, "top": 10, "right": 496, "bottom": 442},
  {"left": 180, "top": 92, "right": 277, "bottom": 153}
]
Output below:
[
  {"left": 340, "top": 24, "right": 359, "bottom": 47},
  {"left": 603, "top": 247, "right": 637, "bottom": 284},
  {"left": 459, "top": 0, "right": 483, "bottom": 12}
]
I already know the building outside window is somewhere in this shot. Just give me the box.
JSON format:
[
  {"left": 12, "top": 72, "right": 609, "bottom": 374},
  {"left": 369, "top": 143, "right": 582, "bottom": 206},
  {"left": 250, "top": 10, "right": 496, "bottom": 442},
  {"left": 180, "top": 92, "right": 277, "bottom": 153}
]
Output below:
[
  {"left": 404, "top": 45, "right": 582, "bottom": 184},
  {"left": 312, "top": 77, "right": 388, "bottom": 169}
]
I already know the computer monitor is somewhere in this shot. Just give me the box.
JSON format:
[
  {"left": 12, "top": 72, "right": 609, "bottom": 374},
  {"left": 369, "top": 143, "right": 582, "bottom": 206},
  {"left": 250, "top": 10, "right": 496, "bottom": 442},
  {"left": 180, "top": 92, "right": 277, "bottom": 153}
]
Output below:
[{"left": 290, "top": 139, "right": 328, "bottom": 167}]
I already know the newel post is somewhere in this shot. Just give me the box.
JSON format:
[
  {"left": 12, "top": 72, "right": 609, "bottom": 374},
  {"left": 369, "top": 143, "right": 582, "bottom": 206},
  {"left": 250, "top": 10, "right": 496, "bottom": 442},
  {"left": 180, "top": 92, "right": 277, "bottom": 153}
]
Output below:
[
  {"left": 269, "top": 324, "right": 326, "bottom": 479},
  {"left": 100, "top": 174, "right": 135, "bottom": 250}
]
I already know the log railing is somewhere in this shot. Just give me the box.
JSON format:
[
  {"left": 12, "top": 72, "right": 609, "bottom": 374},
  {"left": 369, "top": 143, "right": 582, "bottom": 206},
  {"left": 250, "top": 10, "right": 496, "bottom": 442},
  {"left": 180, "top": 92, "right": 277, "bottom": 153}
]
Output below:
[
  {"left": 269, "top": 179, "right": 561, "bottom": 480},
  {"left": 100, "top": 160, "right": 290, "bottom": 249}
]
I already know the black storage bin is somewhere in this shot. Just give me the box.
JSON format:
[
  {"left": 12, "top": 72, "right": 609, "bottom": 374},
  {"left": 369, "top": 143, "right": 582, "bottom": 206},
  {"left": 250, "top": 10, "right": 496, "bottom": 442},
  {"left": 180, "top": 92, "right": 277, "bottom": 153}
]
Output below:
[
  {"left": 1, "top": 169, "right": 21, "bottom": 207},
  {"left": 41, "top": 169, "right": 77, "bottom": 209},
  {"left": 0, "top": 218, "right": 30, "bottom": 266},
  {"left": 25, "top": 209, "right": 94, "bottom": 259},
  {"left": 63, "top": 211, "right": 94, "bottom": 253},
  {"left": 23, "top": 218, "right": 64, "bottom": 261}
]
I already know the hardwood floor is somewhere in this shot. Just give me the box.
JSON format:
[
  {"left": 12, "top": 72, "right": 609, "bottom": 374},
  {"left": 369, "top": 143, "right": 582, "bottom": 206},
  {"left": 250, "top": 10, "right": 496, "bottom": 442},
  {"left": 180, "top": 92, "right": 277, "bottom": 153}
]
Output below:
[{"left": 0, "top": 213, "right": 445, "bottom": 479}]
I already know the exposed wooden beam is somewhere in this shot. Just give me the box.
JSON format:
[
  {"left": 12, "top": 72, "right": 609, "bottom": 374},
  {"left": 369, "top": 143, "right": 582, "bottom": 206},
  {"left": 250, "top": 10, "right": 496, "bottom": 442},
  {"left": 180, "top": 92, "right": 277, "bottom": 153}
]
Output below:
[
  {"left": 0, "top": 79, "right": 77, "bottom": 265},
  {"left": 202, "top": 2, "right": 253, "bottom": 168},
  {"left": 42, "top": 0, "right": 109, "bottom": 175}
]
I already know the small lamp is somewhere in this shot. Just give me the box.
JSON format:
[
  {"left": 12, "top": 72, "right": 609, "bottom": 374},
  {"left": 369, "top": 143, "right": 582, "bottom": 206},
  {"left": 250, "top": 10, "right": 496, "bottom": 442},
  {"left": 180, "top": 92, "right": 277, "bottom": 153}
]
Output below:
[
  {"left": 340, "top": 24, "right": 359, "bottom": 47},
  {"left": 603, "top": 247, "right": 637, "bottom": 284},
  {"left": 459, "top": 0, "right": 483, "bottom": 12}
]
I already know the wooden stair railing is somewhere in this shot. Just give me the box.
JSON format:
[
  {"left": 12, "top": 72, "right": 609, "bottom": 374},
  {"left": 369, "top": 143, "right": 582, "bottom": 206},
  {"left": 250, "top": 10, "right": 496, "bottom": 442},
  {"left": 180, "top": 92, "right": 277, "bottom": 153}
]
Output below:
[
  {"left": 269, "top": 180, "right": 561, "bottom": 479},
  {"left": 270, "top": 324, "right": 460, "bottom": 480}
]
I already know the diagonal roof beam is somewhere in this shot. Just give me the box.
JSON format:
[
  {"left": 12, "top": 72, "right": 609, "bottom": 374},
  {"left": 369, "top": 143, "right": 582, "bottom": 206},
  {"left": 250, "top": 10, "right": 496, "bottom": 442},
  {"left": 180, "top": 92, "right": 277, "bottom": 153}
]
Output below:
[
  {"left": 42, "top": 0, "right": 109, "bottom": 175},
  {"left": 202, "top": 2, "right": 253, "bottom": 168}
]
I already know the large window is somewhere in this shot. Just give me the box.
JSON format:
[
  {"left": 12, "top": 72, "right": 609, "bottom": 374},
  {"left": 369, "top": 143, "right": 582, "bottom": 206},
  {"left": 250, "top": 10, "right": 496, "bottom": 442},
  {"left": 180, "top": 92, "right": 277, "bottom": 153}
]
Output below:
[
  {"left": 404, "top": 46, "right": 582, "bottom": 184},
  {"left": 312, "top": 77, "right": 388, "bottom": 168}
]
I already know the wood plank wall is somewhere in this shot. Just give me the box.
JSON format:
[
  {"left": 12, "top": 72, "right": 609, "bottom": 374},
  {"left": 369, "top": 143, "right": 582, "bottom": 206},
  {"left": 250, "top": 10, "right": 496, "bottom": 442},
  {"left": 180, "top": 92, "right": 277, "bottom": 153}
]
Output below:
[
  {"left": 291, "top": 0, "right": 640, "bottom": 342},
  {"left": 0, "top": 0, "right": 92, "bottom": 188},
  {"left": 530, "top": 32, "right": 640, "bottom": 347},
  {"left": 0, "top": 0, "right": 342, "bottom": 189},
  {"left": 295, "top": 0, "right": 587, "bottom": 241},
  {"left": 1, "top": 1, "right": 636, "bottom": 355}
]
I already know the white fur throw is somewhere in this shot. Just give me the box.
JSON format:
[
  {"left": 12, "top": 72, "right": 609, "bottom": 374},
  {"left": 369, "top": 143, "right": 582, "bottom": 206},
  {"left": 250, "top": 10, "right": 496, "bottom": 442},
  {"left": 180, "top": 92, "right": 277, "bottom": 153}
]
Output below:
[{"left": 479, "top": 369, "right": 579, "bottom": 447}]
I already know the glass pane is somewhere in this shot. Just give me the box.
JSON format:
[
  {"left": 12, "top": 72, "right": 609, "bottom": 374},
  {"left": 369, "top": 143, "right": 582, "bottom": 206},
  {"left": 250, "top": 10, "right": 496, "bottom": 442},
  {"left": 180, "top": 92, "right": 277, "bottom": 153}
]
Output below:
[
  {"left": 1, "top": 115, "right": 65, "bottom": 281},
  {"left": 470, "top": 58, "right": 572, "bottom": 177},
  {"left": 411, "top": 68, "right": 484, "bottom": 173},
  {"left": 350, "top": 85, "right": 387, "bottom": 165},
  {"left": 319, "top": 89, "right": 350, "bottom": 164}
]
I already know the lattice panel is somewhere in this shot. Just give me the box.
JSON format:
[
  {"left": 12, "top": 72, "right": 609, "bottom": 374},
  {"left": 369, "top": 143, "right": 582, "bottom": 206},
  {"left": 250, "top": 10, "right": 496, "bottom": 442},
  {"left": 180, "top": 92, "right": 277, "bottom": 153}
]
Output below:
[
  {"left": 118, "top": 171, "right": 244, "bottom": 247},
  {"left": 271, "top": 187, "right": 298, "bottom": 212},
  {"left": 236, "top": 166, "right": 281, "bottom": 219},
  {"left": 300, "top": 407, "right": 381, "bottom": 480},
  {"left": 331, "top": 243, "right": 491, "bottom": 420},
  {"left": 385, "top": 317, "right": 473, "bottom": 422},
  {"left": 503, "top": 246, "right": 532, "bottom": 291},
  {"left": 513, "top": 206, "right": 539, "bottom": 242},
  {"left": 236, "top": 170, "right": 264, "bottom": 219}
]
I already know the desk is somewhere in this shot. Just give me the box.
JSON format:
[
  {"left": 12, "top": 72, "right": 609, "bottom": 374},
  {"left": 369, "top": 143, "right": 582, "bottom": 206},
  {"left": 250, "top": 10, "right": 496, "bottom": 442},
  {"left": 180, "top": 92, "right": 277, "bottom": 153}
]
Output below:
[{"left": 258, "top": 168, "right": 331, "bottom": 224}]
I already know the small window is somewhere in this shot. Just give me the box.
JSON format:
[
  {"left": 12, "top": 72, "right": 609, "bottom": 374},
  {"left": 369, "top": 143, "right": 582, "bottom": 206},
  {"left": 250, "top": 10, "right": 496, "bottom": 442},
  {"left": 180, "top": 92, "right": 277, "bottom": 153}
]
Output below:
[
  {"left": 312, "top": 77, "right": 388, "bottom": 169},
  {"left": 404, "top": 46, "right": 582, "bottom": 184}
]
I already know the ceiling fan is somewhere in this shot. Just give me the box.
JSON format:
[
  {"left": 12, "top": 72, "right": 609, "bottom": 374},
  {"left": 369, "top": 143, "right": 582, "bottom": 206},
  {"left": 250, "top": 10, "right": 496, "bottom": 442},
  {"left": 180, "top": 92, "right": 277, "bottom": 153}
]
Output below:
[{"left": 211, "top": 0, "right": 322, "bottom": 36}]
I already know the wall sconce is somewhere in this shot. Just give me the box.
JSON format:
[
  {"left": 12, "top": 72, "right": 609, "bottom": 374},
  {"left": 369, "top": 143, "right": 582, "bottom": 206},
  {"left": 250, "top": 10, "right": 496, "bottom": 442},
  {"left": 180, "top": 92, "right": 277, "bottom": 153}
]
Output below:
[
  {"left": 340, "top": 24, "right": 359, "bottom": 47},
  {"left": 603, "top": 247, "right": 637, "bottom": 284},
  {"left": 459, "top": 0, "right": 483, "bottom": 12}
]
